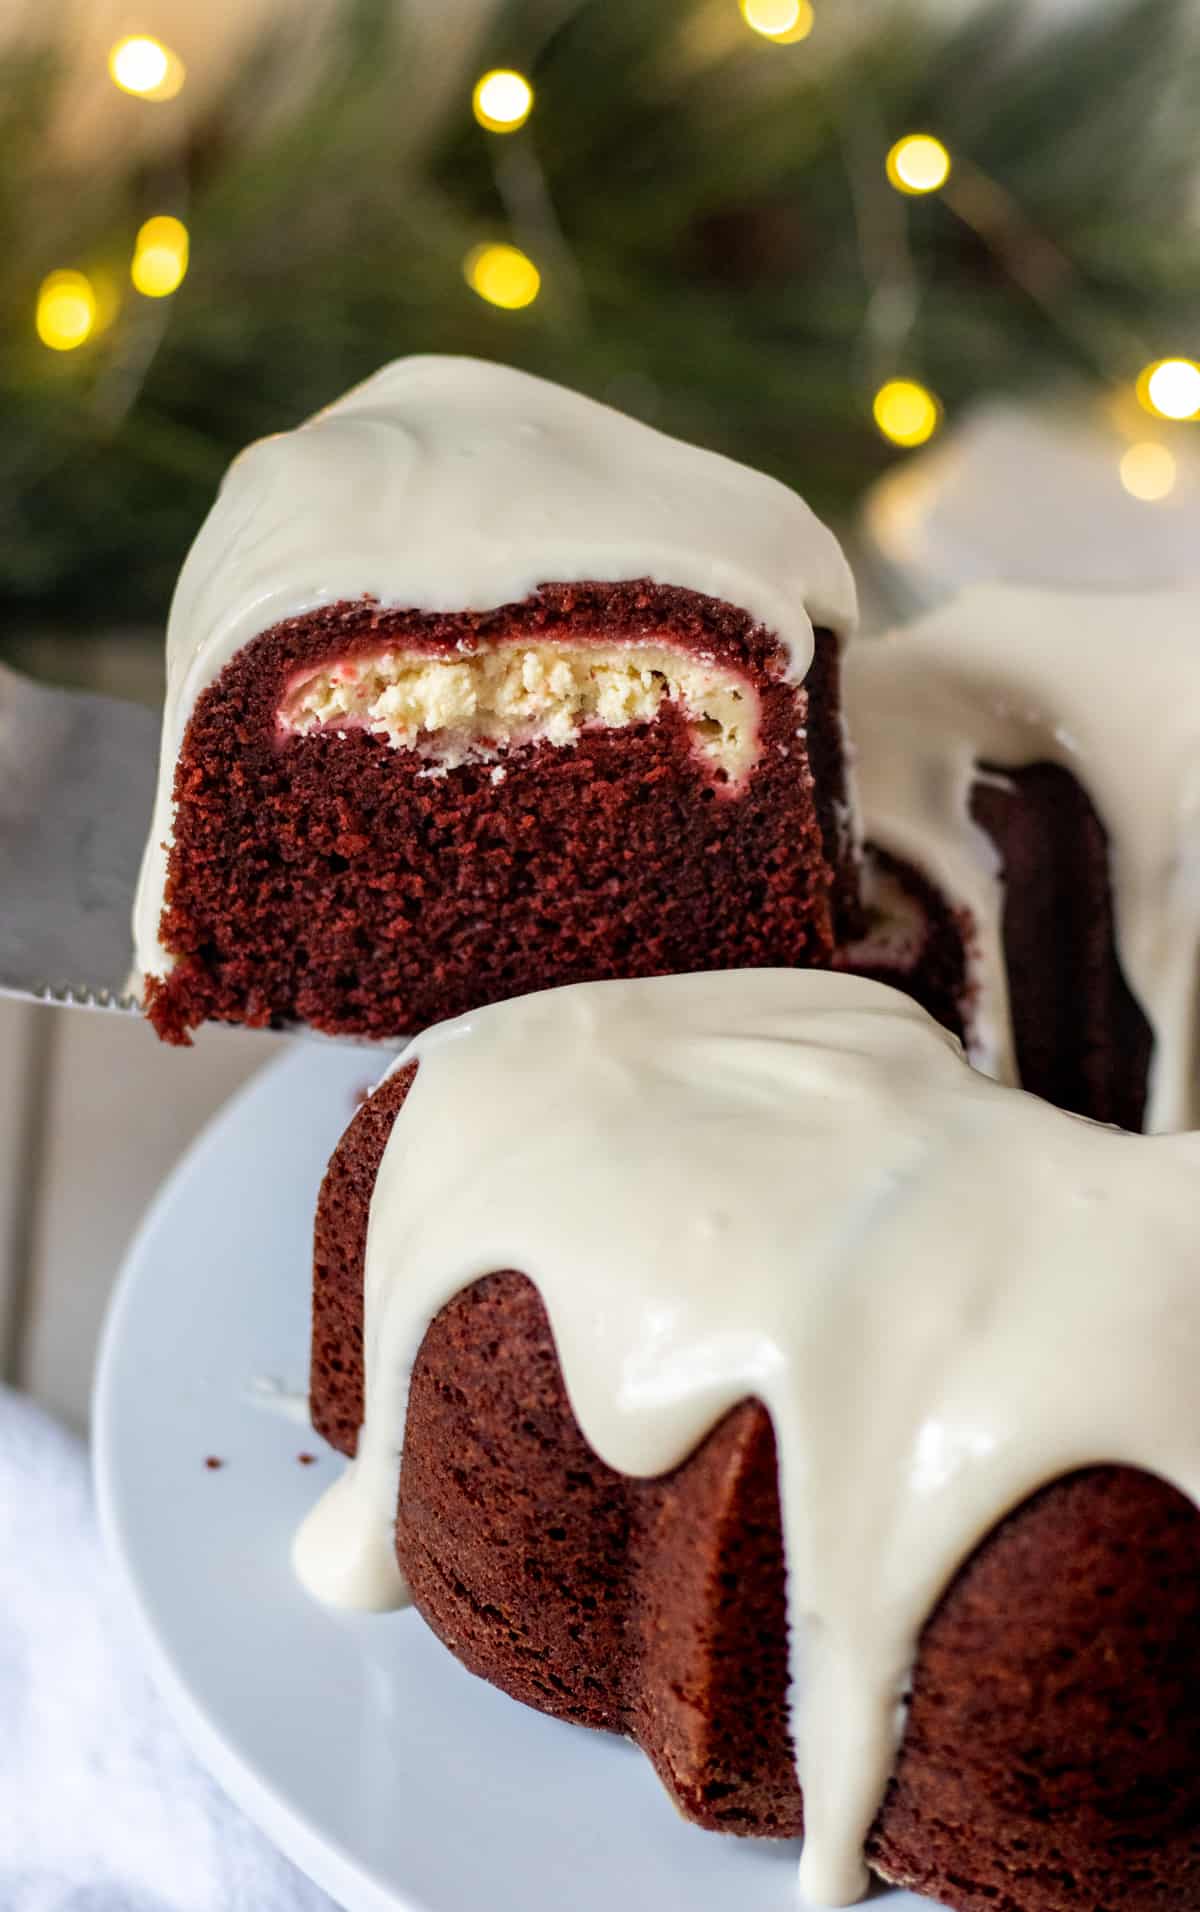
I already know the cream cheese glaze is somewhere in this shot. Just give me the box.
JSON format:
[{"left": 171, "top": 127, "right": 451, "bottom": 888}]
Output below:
[
  {"left": 845, "top": 585, "right": 1200, "bottom": 1132},
  {"left": 292, "top": 967, "right": 1200, "bottom": 1905},
  {"left": 132, "top": 355, "right": 857, "bottom": 981}
]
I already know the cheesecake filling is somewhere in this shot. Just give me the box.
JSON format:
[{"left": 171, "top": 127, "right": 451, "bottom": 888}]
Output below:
[{"left": 279, "top": 641, "right": 759, "bottom": 779}]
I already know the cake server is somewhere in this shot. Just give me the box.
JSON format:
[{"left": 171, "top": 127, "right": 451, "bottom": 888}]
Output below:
[{"left": 0, "top": 661, "right": 157, "bottom": 1015}]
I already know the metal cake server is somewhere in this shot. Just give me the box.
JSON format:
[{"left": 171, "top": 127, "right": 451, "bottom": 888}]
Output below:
[{"left": 0, "top": 661, "right": 158, "bottom": 1015}]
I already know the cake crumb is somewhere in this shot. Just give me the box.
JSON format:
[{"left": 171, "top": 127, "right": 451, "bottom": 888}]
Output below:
[
  {"left": 298, "top": 1452, "right": 318, "bottom": 1466},
  {"left": 204, "top": 1456, "right": 224, "bottom": 1470}
]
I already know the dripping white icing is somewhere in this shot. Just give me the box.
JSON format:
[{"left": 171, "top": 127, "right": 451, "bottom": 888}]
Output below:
[
  {"left": 133, "top": 355, "right": 856, "bottom": 982},
  {"left": 845, "top": 585, "right": 1200, "bottom": 1132},
  {"left": 293, "top": 967, "right": 1200, "bottom": 1905}
]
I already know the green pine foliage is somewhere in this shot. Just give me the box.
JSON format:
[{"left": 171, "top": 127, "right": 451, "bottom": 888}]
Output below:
[{"left": 1, "top": 0, "right": 1197, "bottom": 627}]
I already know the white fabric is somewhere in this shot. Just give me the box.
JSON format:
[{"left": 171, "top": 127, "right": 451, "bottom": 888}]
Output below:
[{"left": 0, "top": 1385, "right": 337, "bottom": 1912}]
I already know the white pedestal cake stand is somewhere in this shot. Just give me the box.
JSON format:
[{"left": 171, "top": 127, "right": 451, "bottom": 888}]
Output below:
[{"left": 93, "top": 1039, "right": 925, "bottom": 1912}]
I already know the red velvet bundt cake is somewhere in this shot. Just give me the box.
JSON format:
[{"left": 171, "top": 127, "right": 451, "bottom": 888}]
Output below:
[
  {"left": 132, "top": 356, "right": 857, "bottom": 1044},
  {"left": 843, "top": 585, "right": 1200, "bottom": 1132},
  {"left": 296, "top": 968, "right": 1200, "bottom": 1911}
]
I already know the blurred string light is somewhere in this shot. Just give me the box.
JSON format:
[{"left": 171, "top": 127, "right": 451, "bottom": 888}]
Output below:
[
  {"left": 873, "top": 378, "right": 941, "bottom": 447},
  {"left": 886, "top": 134, "right": 951, "bottom": 196},
  {"left": 1136, "top": 357, "right": 1200, "bottom": 421},
  {"left": 108, "top": 34, "right": 185, "bottom": 101},
  {"left": 472, "top": 68, "right": 534, "bottom": 133},
  {"left": 464, "top": 242, "right": 540, "bottom": 309},
  {"left": 131, "top": 215, "right": 189, "bottom": 296},
  {"left": 1119, "top": 441, "right": 1177, "bottom": 501},
  {"left": 36, "top": 270, "right": 96, "bottom": 351},
  {"left": 738, "top": 0, "right": 814, "bottom": 46}
]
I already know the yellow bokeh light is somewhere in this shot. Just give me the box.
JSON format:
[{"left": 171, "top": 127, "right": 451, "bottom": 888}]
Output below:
[
  {"left": 472, "top": 68, "right": 534, "bottom": 133},
  {"left": 464, "top": 242, "right": 541, "bottom": 310},
  {"left": 1137, "top": 357, "right": 1200, "bottom": 422},
  {"left": 873, "top": 378, "right": 941, "bottom": 448},
  {"left": 36, "top": 270, "right": 96, "bottom": 351},
  {"left": 131, "top": 215, "right": 189, "bottom": 297},
  {"left": 886, "top": 134, "right": 951, "bottom": 195},
  {"left": 108, "top": 35, "right": 185, "bottom": 100},
  {"left": 739, "top": 0, "right": 814, "bottom": 44},
  {"left": 1119, "top": 441, "right": 1177, "bottom": 502}
]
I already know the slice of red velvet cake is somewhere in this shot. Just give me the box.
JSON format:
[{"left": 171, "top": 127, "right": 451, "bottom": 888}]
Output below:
[{"left": 133, "top": 356, "right": 857, "bottom": 1043}]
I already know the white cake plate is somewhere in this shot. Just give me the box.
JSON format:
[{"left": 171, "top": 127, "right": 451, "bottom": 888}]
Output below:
[{"left": 94, "top": 1040, "right": 925, "bottom": 1912}]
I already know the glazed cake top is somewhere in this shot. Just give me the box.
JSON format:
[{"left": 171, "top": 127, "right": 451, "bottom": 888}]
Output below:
[
  {"left": 165, "top": 354, "right": 857, "bottom": 708},
  {"left": 292, "top": 966, "right": 1200, "bottom": 1906},
  {"left": 845, "top": 584, "right": 1200, "bottom": 1131},
  {"left": 134, "top": 355, "right": 857, "bottom": 981}
]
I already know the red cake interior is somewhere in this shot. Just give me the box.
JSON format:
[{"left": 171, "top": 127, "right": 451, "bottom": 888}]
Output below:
[
  {"left": 846, "top": 762, "right": 1153, "bottom": 1131},
  {"left": 146, "top": 582, "right": 852, "bottom": 1043}
]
